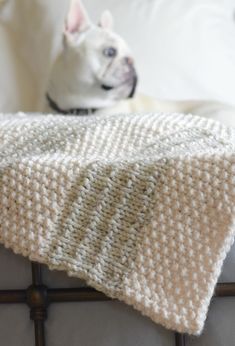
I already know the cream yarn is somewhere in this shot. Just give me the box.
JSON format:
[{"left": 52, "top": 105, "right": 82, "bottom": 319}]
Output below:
[{"left": 0, "top": 112, "right": 235, "bottom": 335}]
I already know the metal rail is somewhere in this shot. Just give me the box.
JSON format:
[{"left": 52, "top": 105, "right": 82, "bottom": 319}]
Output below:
[{"left": 0, "top": 262, "right": 234, "bottom": 346}]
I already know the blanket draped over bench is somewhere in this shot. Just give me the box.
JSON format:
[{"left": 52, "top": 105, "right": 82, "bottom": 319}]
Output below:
[{"left": 0, "top": 112, "right": 235, "bottom": 335}]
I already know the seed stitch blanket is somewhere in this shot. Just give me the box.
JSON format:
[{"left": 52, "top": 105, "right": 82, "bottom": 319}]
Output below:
[{"left": 0, "top": 112, "right": 235, "bottom": 335}]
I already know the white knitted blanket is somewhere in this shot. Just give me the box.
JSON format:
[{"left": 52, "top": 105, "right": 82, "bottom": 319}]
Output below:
[{"left": 0, "top": 112, "right": 235, "bottom": 335}]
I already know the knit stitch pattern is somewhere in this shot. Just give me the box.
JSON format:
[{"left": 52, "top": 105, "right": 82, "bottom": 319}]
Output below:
[{"left": 0, "top": 112, "right": 235, "bottom": 335}]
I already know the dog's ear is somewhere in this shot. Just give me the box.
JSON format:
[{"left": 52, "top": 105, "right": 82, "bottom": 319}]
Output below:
[
  {"left": 99, "top": 10, "right": 114, "bottom": 30},
  {"left": 64, "top": 0, "right": 91, "bottom": 36}
]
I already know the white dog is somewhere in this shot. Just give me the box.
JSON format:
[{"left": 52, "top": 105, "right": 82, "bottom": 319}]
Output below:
[
  {"left": 46, "top": 0, "right": 137, "bottom": 114},
  {"left": 45, "top": 0, "right": 235, "bottom": 127},
  {"left": 1, "top": 0, "right": 235, "bottom": 127}
]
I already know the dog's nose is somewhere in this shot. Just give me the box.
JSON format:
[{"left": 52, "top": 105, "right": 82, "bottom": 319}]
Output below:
[{"left": 124, "top": 56, "right": 134, "bottom": 66}]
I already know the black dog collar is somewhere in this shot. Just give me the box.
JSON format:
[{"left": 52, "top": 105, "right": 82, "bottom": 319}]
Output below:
[{"left": 46, "top": 94, "right": 97, "bottom": 116}]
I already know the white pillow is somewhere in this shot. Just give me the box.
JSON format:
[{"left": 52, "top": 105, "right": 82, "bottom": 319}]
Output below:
[{"left": 85, "top": 0, "right": 235, "bottom": 105}]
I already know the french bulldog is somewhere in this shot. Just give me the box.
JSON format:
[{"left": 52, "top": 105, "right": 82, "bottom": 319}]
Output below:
[
  {"left": 46, "top": 0, "right": 137, "bottom": 115},
  {"left": 45, "top": 0, "right": 235, "bottom": 127}
]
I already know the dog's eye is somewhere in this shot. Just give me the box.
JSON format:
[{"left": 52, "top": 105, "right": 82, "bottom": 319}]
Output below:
[{"left": 103, "top": 47, "right": 117, "bottom": 58}]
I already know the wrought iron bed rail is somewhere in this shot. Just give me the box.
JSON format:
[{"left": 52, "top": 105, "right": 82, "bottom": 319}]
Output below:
[{"left": 0, "top": 261, "right": 234, "bottom": 346}]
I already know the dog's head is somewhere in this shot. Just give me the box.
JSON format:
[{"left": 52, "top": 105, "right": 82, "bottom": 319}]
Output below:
[{"left": 47, "top": 0, "right": 138, "bottom": 112}]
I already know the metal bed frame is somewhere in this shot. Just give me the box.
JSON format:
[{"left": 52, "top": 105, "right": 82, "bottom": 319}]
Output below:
[{"left": 0, "top": 262, "right": 234, "bottom": 346}]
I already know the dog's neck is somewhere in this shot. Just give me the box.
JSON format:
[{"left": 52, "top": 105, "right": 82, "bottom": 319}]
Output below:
[{"left": 46, "top": 93, "right": 97, "bottom": 115}]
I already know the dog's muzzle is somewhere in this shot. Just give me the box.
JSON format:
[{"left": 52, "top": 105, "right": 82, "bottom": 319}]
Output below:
[{"left": 101, "top": 57, "right": 138, "bottom": 98}]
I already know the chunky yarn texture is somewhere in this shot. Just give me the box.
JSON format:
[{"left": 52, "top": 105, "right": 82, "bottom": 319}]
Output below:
[{"left": 0, "top": 112, "right": 235, "bottom": 335}]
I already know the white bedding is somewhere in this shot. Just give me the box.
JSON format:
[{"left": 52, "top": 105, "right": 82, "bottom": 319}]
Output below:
[{"left": 1, "top": 112, "right": 235, "bottom": 335}]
